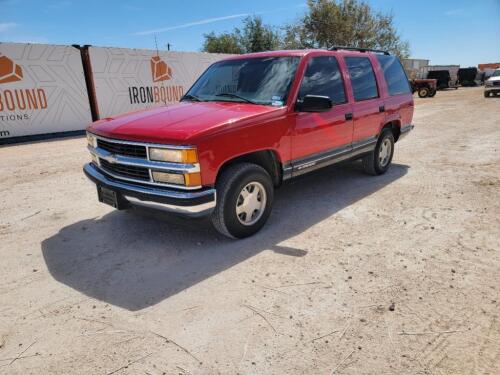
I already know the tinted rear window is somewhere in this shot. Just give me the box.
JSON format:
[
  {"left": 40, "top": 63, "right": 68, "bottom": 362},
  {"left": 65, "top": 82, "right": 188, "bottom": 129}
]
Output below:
[
  {"left": 376, "top": 55, "right": 411, "bottom": 96},
  {"left": 345, "top": 57, "right": 379, "bottom": 101}
]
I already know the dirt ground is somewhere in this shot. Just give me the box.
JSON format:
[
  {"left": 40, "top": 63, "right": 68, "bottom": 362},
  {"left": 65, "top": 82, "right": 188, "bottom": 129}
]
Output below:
[{"left": 0, "top": 87, "right": 499, "bottom": 375}]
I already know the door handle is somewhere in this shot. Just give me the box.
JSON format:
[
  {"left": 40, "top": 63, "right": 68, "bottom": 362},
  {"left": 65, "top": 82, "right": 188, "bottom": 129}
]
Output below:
[
  {"left": 345, "top": 112, "right": 353, "bottom": 121},
  {"left": 379, "top": 105, "right": 385, "bottom": 113}
]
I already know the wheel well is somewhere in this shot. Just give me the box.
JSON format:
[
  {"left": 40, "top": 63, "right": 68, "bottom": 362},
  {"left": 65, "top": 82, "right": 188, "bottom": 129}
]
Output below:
[
  {"left": 382, "top": 121, "right": 401, "bottom": 142},
  {"left": 217, "top": 150, "right": 282, "bottom": 187}
]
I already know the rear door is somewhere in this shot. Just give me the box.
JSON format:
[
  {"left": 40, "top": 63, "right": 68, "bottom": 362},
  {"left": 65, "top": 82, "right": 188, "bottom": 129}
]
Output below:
[
  {"left": 344, "top": 56, "right": 385, "bottom": 146},
  {"left": 291, "top": 55, "right": 353, "bottom": 164}
]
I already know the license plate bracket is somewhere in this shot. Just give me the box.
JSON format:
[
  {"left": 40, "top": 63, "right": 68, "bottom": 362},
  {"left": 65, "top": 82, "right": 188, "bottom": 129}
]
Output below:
[{"left": 98, "top": 186, "right": 125, "bottom": 209}]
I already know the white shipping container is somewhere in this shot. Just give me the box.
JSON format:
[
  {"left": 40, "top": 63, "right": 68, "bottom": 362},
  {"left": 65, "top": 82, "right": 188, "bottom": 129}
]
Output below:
[
  {"left": 88, "top": 47, "right": 231, "bottom": 119},
  {"left": 0, "top": 43, "right": 92, "bottom": 140}
]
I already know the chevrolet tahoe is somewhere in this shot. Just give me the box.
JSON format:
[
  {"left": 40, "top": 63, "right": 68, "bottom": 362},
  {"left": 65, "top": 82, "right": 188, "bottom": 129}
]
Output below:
[{"left": 84, "top": 47, "right": 414, "bottom": 238}]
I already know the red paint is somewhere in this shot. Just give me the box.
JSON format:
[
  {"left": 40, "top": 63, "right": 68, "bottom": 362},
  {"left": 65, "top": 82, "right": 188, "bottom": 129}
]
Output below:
[{"left": 88, "top": 50, "right": 414, "bottom": 187}]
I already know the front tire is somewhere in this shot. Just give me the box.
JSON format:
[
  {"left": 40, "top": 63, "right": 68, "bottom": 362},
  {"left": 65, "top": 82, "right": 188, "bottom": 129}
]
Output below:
[
  {"left": 211, "top": 163, "right": 274, "bottom": 239},
  {"left": 362, "top": 129, "right": 395, "bottom": 175}
]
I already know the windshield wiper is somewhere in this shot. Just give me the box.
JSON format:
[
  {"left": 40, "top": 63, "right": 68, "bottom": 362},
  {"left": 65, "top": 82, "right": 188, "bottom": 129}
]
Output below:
[
  {"left": 180, "top": 94, "right": 202, "bottom": 102},
  {"left": 215, "top": 93, "right": 258, "bottom": 104}
]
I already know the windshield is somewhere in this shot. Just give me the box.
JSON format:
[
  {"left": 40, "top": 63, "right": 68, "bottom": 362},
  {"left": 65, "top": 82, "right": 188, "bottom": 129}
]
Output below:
[
  {"left": 184, "top": 57, "right": 300, "bottom": 106},
  {"left": 492, "top": 70, "right": 500, "bottom": 77}
]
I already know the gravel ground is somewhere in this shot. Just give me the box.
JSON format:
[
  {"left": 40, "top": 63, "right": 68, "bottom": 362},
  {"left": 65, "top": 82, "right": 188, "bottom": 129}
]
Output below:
[{"left": 0, "top": 87, "right": 499, "bottom": 375}]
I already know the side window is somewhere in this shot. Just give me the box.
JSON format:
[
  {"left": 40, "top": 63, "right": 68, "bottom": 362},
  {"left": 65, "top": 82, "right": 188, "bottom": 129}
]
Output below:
[
  {"left": 345, "top": 57, "right": 379, "bottom": 101},
  {"left": 376, "top": 55, "right": 411, "bottom": 96},
  {"left": 298, "top": 56, "right": 346, "bottom": 105}
]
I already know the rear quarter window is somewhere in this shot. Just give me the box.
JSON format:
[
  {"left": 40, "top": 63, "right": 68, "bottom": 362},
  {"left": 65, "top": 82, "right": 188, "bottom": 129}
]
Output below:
[{"left": 376, "top": 55, "right": 411, "bottom": 96}]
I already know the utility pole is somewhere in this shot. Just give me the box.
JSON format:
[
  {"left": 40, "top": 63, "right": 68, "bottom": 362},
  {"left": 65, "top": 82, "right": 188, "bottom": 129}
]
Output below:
[{"left": 154, "top": 35, "right": 159, "bottom": 55}]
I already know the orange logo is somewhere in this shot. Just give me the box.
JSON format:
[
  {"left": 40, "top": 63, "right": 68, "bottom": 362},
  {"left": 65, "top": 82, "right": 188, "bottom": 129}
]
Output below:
[
  {"left": 0, "top": 54, "right": 23, "bottom": 84},
  {"left": 150, "top": 55, "right": 172, "bottom": 82}
]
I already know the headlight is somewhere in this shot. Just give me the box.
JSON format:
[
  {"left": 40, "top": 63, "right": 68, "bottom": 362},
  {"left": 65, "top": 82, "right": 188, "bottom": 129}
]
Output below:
[
  {"left": 152, "top": 171, "right": 202, "bottom": 187},
  {"left": 86, "top": 132, "right": 97, "bottom": 148},
  {"left": 149, "top": 147, "right": 198, "bottom": 163}
]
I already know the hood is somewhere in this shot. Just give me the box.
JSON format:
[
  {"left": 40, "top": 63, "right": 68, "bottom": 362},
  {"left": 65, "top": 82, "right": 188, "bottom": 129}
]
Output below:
[
  {"left": 487, "top": 75, "right": 500, "bottom": 82},
  {"left": 89, "top": 101, "right": 285, "bottom": 144}
]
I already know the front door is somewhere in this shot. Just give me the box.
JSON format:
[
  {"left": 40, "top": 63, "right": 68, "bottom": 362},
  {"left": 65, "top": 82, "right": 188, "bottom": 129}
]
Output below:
[{"left": 291, "top": 55, "right": 353, "bottom": 170}]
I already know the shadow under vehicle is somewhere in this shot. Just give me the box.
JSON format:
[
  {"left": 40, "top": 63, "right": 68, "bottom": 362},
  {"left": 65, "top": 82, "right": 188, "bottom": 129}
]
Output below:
[{"left": 42, "top": 162, "right": 408, "bottom": 311}]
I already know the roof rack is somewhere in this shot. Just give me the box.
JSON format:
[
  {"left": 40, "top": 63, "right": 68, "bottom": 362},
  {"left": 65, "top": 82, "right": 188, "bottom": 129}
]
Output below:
[{"left": 328, "top": 46, "right": 390, "bottom": 55}]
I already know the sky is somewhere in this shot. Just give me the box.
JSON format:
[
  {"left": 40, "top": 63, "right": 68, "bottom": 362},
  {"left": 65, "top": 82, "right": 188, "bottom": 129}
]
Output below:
[{"left": 1, "top": 0, "right": 499, "bottom": 67}]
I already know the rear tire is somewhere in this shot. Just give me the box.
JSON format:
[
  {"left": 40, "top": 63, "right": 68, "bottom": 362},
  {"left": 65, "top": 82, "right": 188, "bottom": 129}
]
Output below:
[
  {"left": 363, "top": 129, "right": 395, "bottom": 176},
  {"left": 418, "top": 87, "right": 429, "bottom": 98},
  {"left": 211, "top": 163, "right": 274, "bottom": 239}
]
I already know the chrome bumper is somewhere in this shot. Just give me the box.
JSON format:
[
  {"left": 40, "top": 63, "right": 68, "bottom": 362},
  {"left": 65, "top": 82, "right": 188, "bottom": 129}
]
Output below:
[
  {"left": 83, "top": 163, "right": 216, "bottom": 217},
  {"left": 485, "top": 85, "right": 500, "bottom": 92}
]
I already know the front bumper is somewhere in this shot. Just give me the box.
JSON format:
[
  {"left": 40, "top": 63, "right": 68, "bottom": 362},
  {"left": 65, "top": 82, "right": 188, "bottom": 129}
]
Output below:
[
  {"left": 83, "top": 163, "right": 216, "bottom": 217},
  {"left": 485, "top": 85, "right": 500, "bottom": 93}
]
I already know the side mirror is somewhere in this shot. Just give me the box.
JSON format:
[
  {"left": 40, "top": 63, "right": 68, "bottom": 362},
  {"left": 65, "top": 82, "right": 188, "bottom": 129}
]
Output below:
[{"left": 297, "top": 95, "right": 332, "bottom": 112}]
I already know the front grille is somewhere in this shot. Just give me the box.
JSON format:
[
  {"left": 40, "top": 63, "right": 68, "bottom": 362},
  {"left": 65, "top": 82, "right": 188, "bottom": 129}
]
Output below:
[
  {"left": 97, "top": 139, "right": 147, "bottom": 158},
  {"left": 99, "top": 159, "right": 150, "bottom": 181}
]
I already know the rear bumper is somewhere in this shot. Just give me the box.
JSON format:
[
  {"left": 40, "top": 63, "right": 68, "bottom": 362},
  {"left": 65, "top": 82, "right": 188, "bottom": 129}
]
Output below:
[
  {"left": 83, "top": 163, "right": 216, "bottom": 217},
  {"left": 398, "top": 124, "right": 414, "bottom": 140}
]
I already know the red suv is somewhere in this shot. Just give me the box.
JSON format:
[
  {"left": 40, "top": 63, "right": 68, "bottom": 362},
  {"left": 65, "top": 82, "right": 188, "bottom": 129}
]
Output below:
[{"left": 84, "top": 47, "right": 414, "bottom": 238}]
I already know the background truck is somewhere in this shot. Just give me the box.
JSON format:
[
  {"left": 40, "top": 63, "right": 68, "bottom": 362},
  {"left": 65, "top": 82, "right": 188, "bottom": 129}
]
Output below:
[
  {"left": 410, "top": 78, "right": 437, "bottom": 98},
  {"left": 427, "top": 70, "right": 459, "bottom": 90},
  {"left": 484, "top": 69, "right": 500, "bottom": 97},
  {"left": 458, "top": 67, "right": 479, "bottom": 86},
  {"left": 422, "top": 65, "right": 459, "bottom": 89}
]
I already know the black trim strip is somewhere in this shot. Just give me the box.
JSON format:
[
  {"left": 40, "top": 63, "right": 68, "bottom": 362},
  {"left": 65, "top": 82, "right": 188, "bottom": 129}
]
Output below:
[
  {"left": 398, "top": 124, "right": 414, "bottom": 141},
  {"left": 294, "top": 144, "right": 351, "bottom": 171},
  {"left": 285, "top": 136, "right": 378, "bottom": 178},
  {"left": 400, "top": 124, "right": 414, "bottom": 134},
  {"left": 352, "top": 136, "right": 378, "bottom": 150},
  {"left": 293, "top": 144, "right": 375, "bottom": 177},
  {"left": 282, "top": 165, "right": 293, "bottom": 181},
  {"left": 0, "top": 130, "right": 85, "bottom": 146}
]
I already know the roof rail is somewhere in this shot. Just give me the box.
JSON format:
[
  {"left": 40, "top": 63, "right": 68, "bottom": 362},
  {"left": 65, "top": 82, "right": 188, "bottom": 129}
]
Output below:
[{"left": 328, "top": 46, "right": 390, "bottom": 55}]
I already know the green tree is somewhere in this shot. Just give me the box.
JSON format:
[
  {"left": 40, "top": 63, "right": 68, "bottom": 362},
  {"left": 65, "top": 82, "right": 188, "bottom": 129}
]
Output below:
[
  {"left": 237, "top": 16, "right": 281, "bottom": 53},
  {"left": 202, "top": 16, "right": 281, "bottom": 54},
  {"left": 283, "top": 0, "right": 410, "bottom": 58},
  {"left": 202, "top": 32, "right": 243, "bottom": 54}
]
